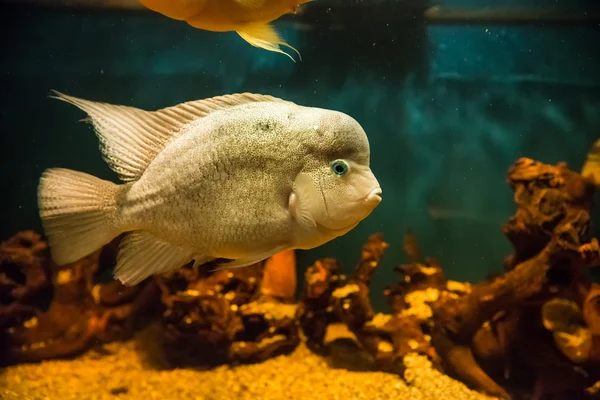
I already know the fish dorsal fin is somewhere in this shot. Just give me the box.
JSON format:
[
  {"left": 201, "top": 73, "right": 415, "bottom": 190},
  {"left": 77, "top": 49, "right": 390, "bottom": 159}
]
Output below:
[{"left": 51, "top": 91, "right": 288, "bottom": 182}]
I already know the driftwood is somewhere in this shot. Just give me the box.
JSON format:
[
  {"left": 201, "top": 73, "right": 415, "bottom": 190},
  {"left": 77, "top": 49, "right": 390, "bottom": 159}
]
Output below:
[
  {"left": 296, "top": 158, "right": 600, "bottom": 399},
  {"left": 155, "top": 252, "right": 300, "bottom": 367},
  {"left": 0, "top": 233, "right": 158, "bottom": 366},
  {"left": 3, "top": 157, "right": 600, "bottom": 400}
]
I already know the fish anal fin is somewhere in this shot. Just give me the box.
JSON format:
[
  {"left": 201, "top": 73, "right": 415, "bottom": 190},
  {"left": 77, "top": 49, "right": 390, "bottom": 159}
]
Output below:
[
  {"left": 114, "top": 231, "right": 196, "bottom": 286},
  {"left": 211, "top": 245, "right": 289, "bottom": 271},
  {"left": 50, "top": 91, "right": 291, "bottom": 182},
  {"left": 191, "top": 255, "right": 215, "bottom": 268},
  {"left": 236, "top": 24, "right": 302, "bottom": 62}
]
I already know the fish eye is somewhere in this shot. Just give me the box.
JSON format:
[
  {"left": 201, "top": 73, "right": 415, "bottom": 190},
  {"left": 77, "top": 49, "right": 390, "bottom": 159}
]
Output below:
[{"left": 330, "top": 159, "right": 349, "bottom": 176}]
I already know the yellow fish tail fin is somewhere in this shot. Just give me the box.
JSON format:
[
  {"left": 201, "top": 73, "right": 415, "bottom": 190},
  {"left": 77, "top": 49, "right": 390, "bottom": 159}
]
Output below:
[
  {"left": 581, "top": 138, "right": 600, "bottom": 185},
  {"left": 236, "top": 24, "right": 302, "bottom": 62}
]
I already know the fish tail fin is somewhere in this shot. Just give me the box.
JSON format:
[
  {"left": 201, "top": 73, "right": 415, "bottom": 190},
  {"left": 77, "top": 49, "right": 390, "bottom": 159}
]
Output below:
[
  {"left": 38, "top": 168, "right": 123, "bottom": 265},
  {"left": 236, "top": 23, "right": 302, "bottom": 62},
  {"left": 581, "top": 138, "right": 600, "bottom": 184}
]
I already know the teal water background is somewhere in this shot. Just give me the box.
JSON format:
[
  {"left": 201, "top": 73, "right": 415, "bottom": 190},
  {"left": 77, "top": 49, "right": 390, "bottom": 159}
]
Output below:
[{"left": 1, "top": 2, "right": 599, "bottom": 310}]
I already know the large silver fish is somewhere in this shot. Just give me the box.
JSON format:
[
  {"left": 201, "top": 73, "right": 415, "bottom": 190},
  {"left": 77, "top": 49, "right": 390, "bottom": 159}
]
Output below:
[{"left": 38, "top": 92, "right": 382, "bottom": 286}]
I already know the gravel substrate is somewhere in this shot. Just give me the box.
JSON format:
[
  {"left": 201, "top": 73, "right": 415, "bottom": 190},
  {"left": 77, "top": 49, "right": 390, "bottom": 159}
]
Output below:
[{"left": 0, "top": 329, "right": 497, "bottom": 400}]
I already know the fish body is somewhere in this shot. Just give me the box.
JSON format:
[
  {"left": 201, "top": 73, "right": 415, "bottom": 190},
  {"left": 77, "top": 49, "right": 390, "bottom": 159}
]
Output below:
[
  {"left": 38, "top": 92, "right": 382, "bottom": 286},
  {"left": 139, "top": 0, "right": 313, "bottom": 60}
]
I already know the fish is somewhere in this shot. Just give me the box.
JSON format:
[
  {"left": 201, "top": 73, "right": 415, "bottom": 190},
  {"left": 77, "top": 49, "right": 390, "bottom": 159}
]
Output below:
[
  {"left": 139, "top": 0, "right": 313, "bottom": 61},
  {"left": 38, "top": 91, "right": 382, "bottom": 287}
]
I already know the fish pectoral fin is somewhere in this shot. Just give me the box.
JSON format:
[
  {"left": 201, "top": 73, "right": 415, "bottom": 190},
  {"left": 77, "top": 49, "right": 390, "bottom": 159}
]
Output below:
[
  {"left": 236, "top": 24, "right": 301, "bottom": 62},
  {"left": 234, "top": 0, "right": 266, "bottom": 10},
  {"left": 114, "top": 231, "right": 195, "bottom": 286},
  {"left": 290, "top": 172, "right": 320, "bottom": 229},
  {"left": 289, "top": 191, "right": 316, "bottom": 229},
  {"left": 211, "top": 245, "right": 289, "bottom": 271}
]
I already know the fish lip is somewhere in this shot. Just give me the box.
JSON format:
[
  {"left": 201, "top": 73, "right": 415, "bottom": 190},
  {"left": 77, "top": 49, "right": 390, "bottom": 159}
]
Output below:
[
  {"left": 315, "top": 187, "right": 381, "bottom": 234},
  {"left": 366, "top": 187, "right": 382, "bottom": 203}
]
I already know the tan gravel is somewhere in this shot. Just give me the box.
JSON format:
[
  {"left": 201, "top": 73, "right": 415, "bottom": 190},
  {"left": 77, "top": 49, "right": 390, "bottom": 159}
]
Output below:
[{"left": 0, "top": 327, "right": 497, "bottom": 400}]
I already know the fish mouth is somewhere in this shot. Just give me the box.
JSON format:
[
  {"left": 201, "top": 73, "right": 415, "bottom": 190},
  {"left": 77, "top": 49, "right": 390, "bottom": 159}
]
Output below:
[
  {"left": 314, "top": 187, "right": 381, "bottom": 234},
  {"left": 365, "top": 187, "right": 382, "bottom": 204},
  {"left": 322, "top": 187, "right": 382, "bottom": 233}
]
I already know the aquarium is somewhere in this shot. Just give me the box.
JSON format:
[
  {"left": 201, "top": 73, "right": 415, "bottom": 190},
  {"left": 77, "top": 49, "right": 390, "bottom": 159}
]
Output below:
[{"left": 1, "top": 0, "right": 600, "bottom": 399}]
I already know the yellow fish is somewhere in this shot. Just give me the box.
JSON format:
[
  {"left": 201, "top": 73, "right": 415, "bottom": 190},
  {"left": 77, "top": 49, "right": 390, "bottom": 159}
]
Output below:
[{"left": 140, "top": 0, "right": 313, "bottom": 61}]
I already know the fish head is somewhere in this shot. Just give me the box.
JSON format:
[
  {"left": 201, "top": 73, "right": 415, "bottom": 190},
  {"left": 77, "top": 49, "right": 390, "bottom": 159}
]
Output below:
[
  {"left": 291, "top": 110, "right": 382, "bottom": 234},
  {"left": 320, "top": 160, "right": 381, "bottom": 231}
]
